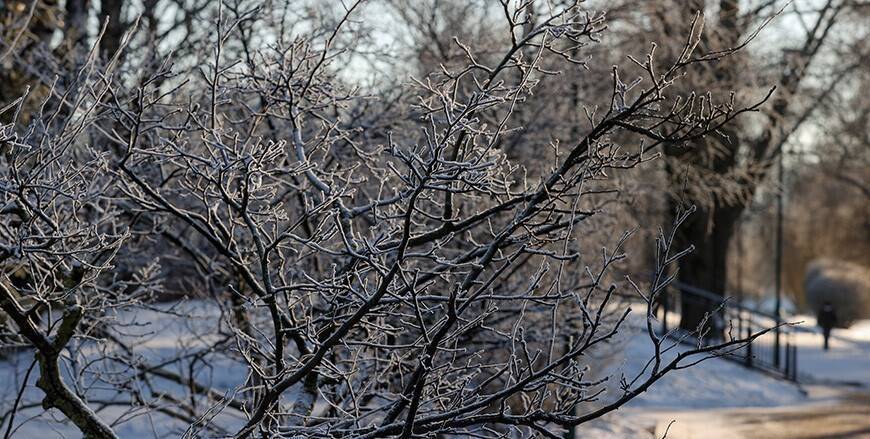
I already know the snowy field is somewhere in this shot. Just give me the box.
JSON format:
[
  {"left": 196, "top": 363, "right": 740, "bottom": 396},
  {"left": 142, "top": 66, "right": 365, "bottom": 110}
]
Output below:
[
  {"left": 581, "top": 314, "right": 870, "bottom": 438},
  {"left": 0, "top": 302, "right": 249, "bottom": 438},
  {"left": 1, "top": 303, "right": 869, "bottom": 438},
  {"left": 790, "top": 316, "right": 870, "bottom": 386}
]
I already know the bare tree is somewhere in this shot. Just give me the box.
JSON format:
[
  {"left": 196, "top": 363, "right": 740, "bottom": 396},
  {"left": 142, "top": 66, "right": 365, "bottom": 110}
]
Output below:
[
  {"left": 623, "top": 0, "right": 868, "bottom": 330},
  {"left": 0, "top": 1, "right": 780, "bottom": 437}
]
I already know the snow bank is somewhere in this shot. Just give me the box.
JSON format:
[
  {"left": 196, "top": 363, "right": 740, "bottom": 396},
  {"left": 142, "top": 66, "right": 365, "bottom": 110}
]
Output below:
[
  {"left": 791, "top": 315, "right": 870, "bottom": 386},
  {"left": 603, "top": 318, "right": 806, "bottom": 410},
  {"left": 582, "top": 315, "right": 870, "bottom": 438},
  {"left": 4, "top": 303, "right": 869, "bottom": 437},
  {"left": 0, "top": 300, "right": 247, "bottom": 438}
]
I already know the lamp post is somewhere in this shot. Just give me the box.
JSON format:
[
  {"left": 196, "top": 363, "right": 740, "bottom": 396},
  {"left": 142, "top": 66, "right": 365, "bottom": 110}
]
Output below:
[{"left": 773, "top": 147, "right": 784, "bottom": 368}]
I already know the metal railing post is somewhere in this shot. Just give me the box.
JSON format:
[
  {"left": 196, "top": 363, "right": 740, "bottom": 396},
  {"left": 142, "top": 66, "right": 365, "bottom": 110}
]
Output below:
[
  {"left": 790, "top": 344, "right": 798, "bottom": 381},
  {"left": 662, "top": 287, "right": 669, "bottom": 335},
  {"left": 667, "top": 280, "right": 797, "bottom": 381},
  {"left": 745, "top": 323, "right": 753, "bottom": 367}
]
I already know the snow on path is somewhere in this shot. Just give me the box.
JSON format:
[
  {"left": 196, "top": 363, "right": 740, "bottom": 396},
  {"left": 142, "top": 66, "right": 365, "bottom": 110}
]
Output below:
[
  {"left": 613, "top": 319, "right": 806, "bottom": 410},
  {"left": 580, "top": 316, "right": 870, "bottom": 438},
  {"left": 624, "top": 389, "right": 870, "bottom": 439},
  {"left": 3, "top": 303, "right": 869, "bottom": 438},
  {"left": 789, "top": 315, "right": 870, "bottom": 386},
  {"left": 609, "top": 314, "right": 870, "bottom": 412}
]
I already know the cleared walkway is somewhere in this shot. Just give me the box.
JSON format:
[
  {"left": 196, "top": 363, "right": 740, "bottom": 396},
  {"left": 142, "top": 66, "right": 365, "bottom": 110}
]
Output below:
[{"left": 650, "top": 389, "right": 870, "bottom": 439}]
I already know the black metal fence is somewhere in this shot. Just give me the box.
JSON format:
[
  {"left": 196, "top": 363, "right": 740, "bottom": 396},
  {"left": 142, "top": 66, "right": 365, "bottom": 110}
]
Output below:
[{"left": 657, "top": 281, "right": 799, "bottom": 382}]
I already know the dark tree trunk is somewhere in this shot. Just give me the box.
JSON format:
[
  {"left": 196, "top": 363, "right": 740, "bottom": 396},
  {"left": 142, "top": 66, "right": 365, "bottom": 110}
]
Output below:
[
  {"left": 676, "top": 201, "right": 742, "bottom": 331},
  {"left": 657, "top": 0, "right": 747, "bottom": 333},
  {"left": 64, "top": 0, "right": 89, "bottom": 48},
  {"left": 99, "top": 0, "right": 125, "bottom": 60}
]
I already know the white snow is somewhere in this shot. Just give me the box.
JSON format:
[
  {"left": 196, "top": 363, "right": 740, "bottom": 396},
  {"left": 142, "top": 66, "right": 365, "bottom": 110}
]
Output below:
[
  {"left": 3, "top": 303, "right": 870, "bottom": 437},
  {"left": 578, "top": 313, "right": 870, "bottom": 438},
  {"left": 788, "top": 315, "right": 870, "bottom": 386},
  {"left": 621, "top": 333, "right": 805, "bottom": 409},
  {"left": 0, "top": 300, "right": 248, "bottom": 438}
]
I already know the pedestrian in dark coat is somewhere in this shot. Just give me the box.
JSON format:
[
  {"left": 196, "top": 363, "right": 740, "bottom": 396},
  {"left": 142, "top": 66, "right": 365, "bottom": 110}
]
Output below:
[{"left": 817, "top": 301, "right": 837, "bottom": 351}]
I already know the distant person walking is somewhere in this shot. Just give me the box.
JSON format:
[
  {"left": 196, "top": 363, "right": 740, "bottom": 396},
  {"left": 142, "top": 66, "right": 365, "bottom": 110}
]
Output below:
[{"left": 817, "top": 301, "right": 837, "bottom": 351}]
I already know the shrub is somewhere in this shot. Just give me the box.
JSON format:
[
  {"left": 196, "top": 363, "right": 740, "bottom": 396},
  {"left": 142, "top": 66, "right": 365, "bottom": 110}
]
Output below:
[{"left": 804, "top": 259, "right": 870, "bottom": 327}]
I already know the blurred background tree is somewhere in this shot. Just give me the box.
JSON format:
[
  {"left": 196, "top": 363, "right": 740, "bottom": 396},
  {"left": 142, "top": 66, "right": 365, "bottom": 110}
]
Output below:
[{"left": 1, "top": 0, "right": 867, "bottom": 312}]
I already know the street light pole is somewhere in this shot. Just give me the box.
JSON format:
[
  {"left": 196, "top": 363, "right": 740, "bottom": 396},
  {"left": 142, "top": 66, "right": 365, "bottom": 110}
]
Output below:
[{"left": 773, "top": 148, "right": 784, "bottom": 368}]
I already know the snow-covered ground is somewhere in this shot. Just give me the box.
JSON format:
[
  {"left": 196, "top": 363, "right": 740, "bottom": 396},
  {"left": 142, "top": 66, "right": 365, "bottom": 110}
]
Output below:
[
  {"left": 580, "top": 314, "right": 870, "bottom": 438},
  {"left": 790, "top": 315, "right": 870, "bottom": 386},
  {"left": 2, "top": 303, "right": 869, "bottom": 438},
  {"left": 0, "top": 301, "right": 249, "bottom": 438}
]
